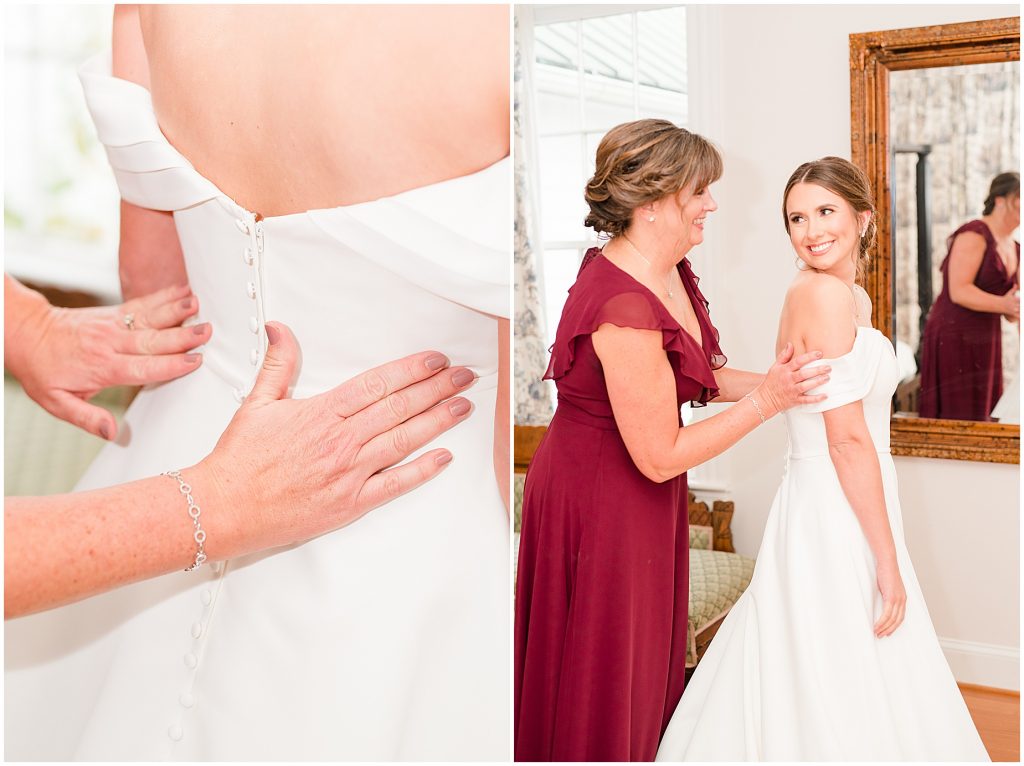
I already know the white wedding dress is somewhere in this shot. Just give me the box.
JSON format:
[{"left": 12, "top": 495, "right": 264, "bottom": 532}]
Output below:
[
  {"left": 656, "top": 326, "right": 989, "bottom": 762},
  {"left": 5, "top": 53, "right": 510, "bottom": 761}
]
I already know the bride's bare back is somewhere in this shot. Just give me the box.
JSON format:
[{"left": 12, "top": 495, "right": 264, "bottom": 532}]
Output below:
[{"left": 136, "top": 5, "right": 509, "bottom": 216}]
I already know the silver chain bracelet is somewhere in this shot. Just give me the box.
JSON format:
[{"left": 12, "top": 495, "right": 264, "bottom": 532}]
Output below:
[
  {"left": 163, "top": 470, "right": 208, "bottom": 571},
  {"left": 743, "top": 392, "right": 767, "bottom": 425}
]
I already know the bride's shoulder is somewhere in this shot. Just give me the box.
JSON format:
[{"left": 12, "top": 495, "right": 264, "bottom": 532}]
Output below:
[
  {"left": 785, "top": 271, "right": 853, "bottom": 310},
  {"left": 782, "top": 272, "right": 858, "bottom": 355}
]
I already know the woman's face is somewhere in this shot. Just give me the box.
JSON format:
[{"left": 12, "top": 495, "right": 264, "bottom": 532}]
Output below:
[
  {"left": 658, "top": 184, "right": 717, "bottom": 249},
  {"left": 785, "top": 182, "right": 869, "bottom": 276}
]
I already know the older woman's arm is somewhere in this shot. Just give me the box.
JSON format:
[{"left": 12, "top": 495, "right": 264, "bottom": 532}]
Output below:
[
  {"left": 4, "top": 275, "right": 210, "bottom": 440},
  {"left": 710, "top": 367, "right": 764, "bottom": 402},
  {"left": 592, "top": 325, "right": 828, "bottom": 483},
  {"left": 946, "top": 231, "right": 1019, "bottom": 318},
  {"left": 6, "top": 324, "right": 474, "bottom": 619}
]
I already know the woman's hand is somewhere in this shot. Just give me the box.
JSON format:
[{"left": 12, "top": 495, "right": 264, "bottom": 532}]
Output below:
[
  {"left": 192, "top": 322, "right": 475, "bottom": 559},
  {"left": 751, "top": 342, "right": 831, "bottom": 418},
  {"left": 5, "top": 277, "right": 211, "bottom": 440},
  {"left": 874, "top": 556, "right": 907, "bottom": 638},
  {"left": 998, "top": 287, "right": 1020, "bottom": 321}
]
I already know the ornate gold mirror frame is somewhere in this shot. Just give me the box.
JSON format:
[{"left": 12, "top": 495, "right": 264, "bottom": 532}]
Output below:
[{"left": 850, "top": 16, "right": 1020, "bottom": 464}]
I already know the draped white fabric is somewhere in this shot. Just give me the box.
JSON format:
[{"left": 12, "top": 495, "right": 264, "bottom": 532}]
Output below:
[
  {"left": 5, "top": 52, "right": 510, "bottom": 761},
  {"left": 657, "top": 328, "right": 989, "bottom": 761}
]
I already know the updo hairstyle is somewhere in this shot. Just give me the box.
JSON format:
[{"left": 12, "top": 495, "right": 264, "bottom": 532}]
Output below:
[
  {"left": 982, "top": 172, "right": 1020, "bottom": 215},
  {"left": 783, "top": 157, "right": 877, "bottom": 280},
  {"left": 584, "top": 119, "right": 723, "bottom": 237}
]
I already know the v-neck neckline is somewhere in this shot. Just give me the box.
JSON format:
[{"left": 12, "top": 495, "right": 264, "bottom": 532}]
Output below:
[
  {"left": 977, "top": 220, "right": 1019, "bottom": 280},
  {"left": 593, "top": 250, "right": 707, "bottom": 357}
]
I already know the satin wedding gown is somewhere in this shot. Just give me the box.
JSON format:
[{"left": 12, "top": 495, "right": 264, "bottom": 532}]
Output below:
[
  {"left": 656, "top": 326, "right": 989, "bottom": 762},
  {"left": 5, "top": 53, "right": 510, "bottom": 761}
]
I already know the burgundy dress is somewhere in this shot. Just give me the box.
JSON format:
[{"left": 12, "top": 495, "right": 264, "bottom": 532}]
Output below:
[
  {"left": 514, "top": 249, "right": 726, "bottom": 762},
  {"left": 919, "top": 220, "right": 1019, "bottom": 420}
]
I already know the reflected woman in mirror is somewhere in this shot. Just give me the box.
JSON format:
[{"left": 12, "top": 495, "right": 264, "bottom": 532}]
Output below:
[
  {"left": 919, "top": 172, "right": 1020, "bottom": 421},
  {"left": 657, "top": 157, "right": 989, "bottom": 761}
]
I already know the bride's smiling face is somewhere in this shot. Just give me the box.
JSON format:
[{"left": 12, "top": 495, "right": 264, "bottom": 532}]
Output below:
[{"left": 785, "top": 182, "right": 870, "bottom": 276}]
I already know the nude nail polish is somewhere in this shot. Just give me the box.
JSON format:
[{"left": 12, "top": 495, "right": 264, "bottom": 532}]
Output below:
[
  {"left": 425, "top": 354, "right": 449, "bottom": 371},
  {"left": 449, "top": 398, "right": 471, "bottom": 417}
]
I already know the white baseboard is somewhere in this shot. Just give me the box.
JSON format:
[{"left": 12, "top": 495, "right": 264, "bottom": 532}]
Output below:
[{"left": 939, "top": 637, "right": 1020, "bottom": 691}]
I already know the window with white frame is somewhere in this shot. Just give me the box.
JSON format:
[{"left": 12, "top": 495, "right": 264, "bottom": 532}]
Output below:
[{"left": 529, "top": 5, "right": 688, "bottom": 350}]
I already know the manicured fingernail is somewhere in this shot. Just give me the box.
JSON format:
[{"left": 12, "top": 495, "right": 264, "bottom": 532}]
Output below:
[
  {"left": 180, "top": 297, "right": 194, "bottom": 309},
  {"left": 425, "top": 353, "right": 449, "bottom": 371},
  {"left": 449, "top": 398, "right": 471, "bottom": 417},
  {"left": 435, "top": 451, "right": 453, "bottom": 466},
  {"left": 185, "top": 353, "right": 201, "bottom": 364},
  {"left": 451, "top": 368, "right": 475, "bottom": 387},
  {"left": 193, "top": 323, "right": 210, "bottom": 335},
  {"left": 99, "top": 423, "right": 111, "bottom": 440},
  {"left": 815, "top": 351, "right": 823, "bottom": 358},
  {"left": 265, "top": 325, "right": 280, "bottom": 345}
]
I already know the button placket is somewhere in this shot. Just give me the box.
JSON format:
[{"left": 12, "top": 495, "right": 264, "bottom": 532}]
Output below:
[
  {"left": 239, "top": 213, "right": 267, "bottom": 395},
  {"left": 228, "top": 211, "right": 268, "bottom": 404},
  {"left": 168, "top": 563, "right": 230, "bottom": 747}
]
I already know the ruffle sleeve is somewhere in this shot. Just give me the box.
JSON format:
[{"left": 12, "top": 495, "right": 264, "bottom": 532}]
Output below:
[
  {"left": 795, "top": 327, "right": 886, "bottom": 413},
  {"left": 681, "top": 258, "right": 727, "bottom": 372},
  {"left": 544, "top": 253, "right": 721, "bottom": 404}
]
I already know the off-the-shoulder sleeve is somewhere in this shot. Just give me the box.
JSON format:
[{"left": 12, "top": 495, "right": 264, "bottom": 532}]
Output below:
[
  {"left": 795, "top": 329, "right": 885, "bottom": 413},
  {"left": 544, "top": 286, "right": 719, "bottom": 401},
  {"left": 78, "top": 52, "right": 222, "bottom": 212}
]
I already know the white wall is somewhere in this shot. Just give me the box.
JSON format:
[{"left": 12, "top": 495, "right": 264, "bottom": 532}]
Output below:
[{"left": 688, "top": 4, "right": 1020, "bottom": 689}]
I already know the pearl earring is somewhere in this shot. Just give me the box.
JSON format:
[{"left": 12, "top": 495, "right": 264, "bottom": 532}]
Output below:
[{"left": 648, "top": 215, "right": 656, "bottom": 222}]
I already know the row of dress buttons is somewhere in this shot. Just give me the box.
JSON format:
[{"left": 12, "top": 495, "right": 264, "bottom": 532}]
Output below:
[
  {"left": 167, "top": 566, "right": 224, "bottom": 743},
  {"left": 233, "top": 214, "right": 265, "bottom": 403}
]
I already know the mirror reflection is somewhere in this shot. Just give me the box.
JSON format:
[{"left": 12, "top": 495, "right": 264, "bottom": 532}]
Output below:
[{"left": 890, "top": 61, "right": 1020, "bottom": 422}]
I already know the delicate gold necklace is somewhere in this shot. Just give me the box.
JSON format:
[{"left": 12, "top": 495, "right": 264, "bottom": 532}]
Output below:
[{"left": 622, "top": 234, "right": 674, "bottom": 298}]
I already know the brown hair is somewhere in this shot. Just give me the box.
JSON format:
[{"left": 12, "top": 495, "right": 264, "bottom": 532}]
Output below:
[
  {"left": 983, "top": 171, "right": 1020, "bottom": 215},
  {"left": 584, "top": 119, "right": 723, "bottom": 237},
  {"left": 782, "top": 156, "right": 876, "bottom": 280}
]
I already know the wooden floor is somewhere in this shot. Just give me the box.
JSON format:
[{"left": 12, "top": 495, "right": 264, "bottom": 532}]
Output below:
[{"left": 961, "top": 684, "right": 1020, "bottom": 762}]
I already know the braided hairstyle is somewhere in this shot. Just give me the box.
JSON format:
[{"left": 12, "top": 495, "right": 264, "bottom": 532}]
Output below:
[
  {"left": 584, "top": 119, "right": 723, "bottom": 237},
  {"left": 982, "top": 172, "right": 1020, "bottom": 215}
]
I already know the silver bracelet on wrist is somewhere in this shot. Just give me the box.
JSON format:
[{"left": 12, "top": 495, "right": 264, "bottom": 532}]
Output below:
[
  {"left": 163, "top": 470, "right": 208, "bottom": 571},
  {"left": 744, "top": 392, "right": 767, "bottom": 425}
]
